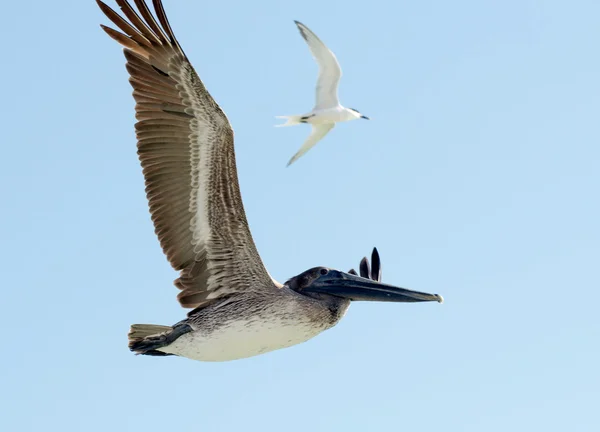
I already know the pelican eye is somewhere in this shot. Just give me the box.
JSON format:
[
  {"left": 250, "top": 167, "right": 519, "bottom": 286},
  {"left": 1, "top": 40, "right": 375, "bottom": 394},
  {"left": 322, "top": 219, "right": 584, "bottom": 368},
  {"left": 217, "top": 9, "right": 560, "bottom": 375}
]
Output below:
[{"left": 319, "top": 268, "right": 328, "bottom": 275}]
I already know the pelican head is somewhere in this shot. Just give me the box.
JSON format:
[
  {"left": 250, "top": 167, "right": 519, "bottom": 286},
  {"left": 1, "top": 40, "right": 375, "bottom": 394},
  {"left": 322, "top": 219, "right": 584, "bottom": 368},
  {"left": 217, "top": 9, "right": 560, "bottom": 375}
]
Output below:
[
  {"left": 288, "top": 267, "right": 443, "bottom": 304},
  {"left": 348, "top": 107, "right": 370, "bottom": 120}
]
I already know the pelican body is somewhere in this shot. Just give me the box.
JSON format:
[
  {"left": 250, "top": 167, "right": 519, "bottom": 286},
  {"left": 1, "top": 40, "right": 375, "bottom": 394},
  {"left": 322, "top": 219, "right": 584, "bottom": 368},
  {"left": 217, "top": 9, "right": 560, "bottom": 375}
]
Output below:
[
  {"left": 98, "top": 0, "right": 443, "bottom": 363},
  {"left": 148, "top": 288, "right": 344, "bottom": 362}
]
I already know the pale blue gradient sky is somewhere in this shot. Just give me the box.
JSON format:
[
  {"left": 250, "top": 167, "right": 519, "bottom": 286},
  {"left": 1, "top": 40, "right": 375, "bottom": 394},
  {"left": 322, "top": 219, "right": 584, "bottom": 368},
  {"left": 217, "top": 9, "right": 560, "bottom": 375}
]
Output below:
[{"left": 1, "top": 0, "right": 599, "bottom": 431}]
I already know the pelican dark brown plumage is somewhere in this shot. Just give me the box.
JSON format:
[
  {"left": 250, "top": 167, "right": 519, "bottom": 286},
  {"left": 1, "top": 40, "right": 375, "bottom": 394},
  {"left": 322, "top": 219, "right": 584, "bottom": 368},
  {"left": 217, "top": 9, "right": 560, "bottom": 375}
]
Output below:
[{"left": 98, "top": 0, "right": 443, "bottom": 362}]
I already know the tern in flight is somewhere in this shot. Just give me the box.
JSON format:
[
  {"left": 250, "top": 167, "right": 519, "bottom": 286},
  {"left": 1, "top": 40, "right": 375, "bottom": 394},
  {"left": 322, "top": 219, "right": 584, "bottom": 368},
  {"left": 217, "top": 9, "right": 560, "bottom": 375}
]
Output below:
[
  {"left": 97, "top": 0, "right": 442, "bottom": 362},
  {"left": 277, "top": 21, "right": 370, "bottom": 166}
]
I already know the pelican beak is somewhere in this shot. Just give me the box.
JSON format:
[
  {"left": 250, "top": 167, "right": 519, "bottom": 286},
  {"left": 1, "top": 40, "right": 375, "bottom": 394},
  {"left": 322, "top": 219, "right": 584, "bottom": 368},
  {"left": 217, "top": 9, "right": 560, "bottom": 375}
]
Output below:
[
  {"left": 305, "top": 270, "right": 443, "bottom": 303},
  {"left": 360, "top": 115, "right": 370, "bottom": 120}
]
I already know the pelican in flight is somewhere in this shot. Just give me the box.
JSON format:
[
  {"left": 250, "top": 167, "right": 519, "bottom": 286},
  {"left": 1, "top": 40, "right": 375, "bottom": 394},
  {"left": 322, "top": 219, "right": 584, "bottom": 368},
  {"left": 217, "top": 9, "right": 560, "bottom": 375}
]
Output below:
[
  {"left": 276, "top": 21, "right": 370, "bottom": 166},
  {"left": 97, "top": 0, "right": 442, "bottom": 362}
]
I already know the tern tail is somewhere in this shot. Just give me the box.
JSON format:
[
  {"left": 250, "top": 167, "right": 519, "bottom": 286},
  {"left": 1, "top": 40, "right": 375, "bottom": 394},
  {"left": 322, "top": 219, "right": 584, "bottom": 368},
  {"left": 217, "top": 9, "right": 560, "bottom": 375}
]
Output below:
[{"left": 275, "top": 115, "right": 304, "bottom": 127}]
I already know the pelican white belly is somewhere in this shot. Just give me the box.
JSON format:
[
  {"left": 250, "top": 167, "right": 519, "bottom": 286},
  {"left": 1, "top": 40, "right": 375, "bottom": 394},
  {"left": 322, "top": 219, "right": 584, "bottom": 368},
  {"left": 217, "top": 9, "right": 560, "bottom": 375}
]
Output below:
[{"left": 158, "top": 319, "right": 327, "bottom": 362}]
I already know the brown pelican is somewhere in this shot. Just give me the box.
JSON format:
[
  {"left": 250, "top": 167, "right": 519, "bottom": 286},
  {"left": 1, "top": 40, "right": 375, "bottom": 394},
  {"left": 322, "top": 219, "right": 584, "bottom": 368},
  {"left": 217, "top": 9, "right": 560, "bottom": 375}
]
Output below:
[{"left": 97, "top": 0, "right": 443, "bottom": 362}]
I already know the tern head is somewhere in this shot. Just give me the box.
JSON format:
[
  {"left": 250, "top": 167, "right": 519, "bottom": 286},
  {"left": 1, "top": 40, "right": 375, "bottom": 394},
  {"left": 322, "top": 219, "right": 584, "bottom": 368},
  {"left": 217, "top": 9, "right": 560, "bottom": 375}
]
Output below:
[{"left": 348, "top": 107, "right": 369, "bottom": 120}]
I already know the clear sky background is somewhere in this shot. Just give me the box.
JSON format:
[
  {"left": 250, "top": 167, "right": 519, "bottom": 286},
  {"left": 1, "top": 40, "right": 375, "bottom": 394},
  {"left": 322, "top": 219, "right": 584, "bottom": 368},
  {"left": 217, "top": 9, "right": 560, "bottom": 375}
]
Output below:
[{"left": 1, "top": 0, "right": 599, "bottom": 431}]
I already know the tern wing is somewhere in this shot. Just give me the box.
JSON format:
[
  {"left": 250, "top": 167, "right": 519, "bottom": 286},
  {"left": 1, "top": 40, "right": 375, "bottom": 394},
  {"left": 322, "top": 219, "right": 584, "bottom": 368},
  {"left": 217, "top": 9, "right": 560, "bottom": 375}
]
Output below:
[
  {"left": 287, "top": 123, "right": 335, "bottom": 166},
  {"left": 294, "top": 21, "right": 342, "bottom": 111}
]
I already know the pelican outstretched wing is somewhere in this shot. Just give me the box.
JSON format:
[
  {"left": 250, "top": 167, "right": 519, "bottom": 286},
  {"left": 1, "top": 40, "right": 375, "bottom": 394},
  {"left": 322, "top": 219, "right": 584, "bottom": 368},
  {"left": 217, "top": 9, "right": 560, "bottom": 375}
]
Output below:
[{"left": 98, "top": 0, "right": 277, "bottom": 309}]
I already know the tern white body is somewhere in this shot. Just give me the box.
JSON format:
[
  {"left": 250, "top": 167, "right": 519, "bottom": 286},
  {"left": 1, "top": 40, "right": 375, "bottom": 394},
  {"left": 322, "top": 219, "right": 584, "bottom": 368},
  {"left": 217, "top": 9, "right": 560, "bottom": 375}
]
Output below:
[
  {"left": 311, "top": 107, "right": 363, "bottom": 123},
  {"left": 277, "top": 106, "right": 364, "bottom": 126}
]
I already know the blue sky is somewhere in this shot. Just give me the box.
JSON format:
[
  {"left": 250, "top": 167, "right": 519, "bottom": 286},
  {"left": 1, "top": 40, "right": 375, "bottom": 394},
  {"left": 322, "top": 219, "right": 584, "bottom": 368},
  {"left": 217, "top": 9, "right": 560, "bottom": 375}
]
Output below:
[{"left": 2, "top": 0, "right": 599, "bottom": 430}]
